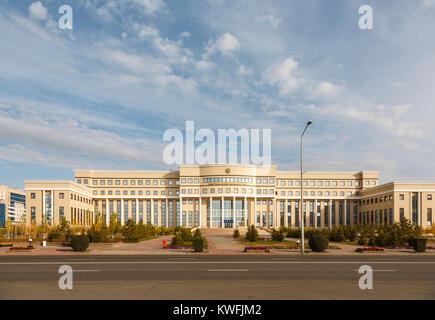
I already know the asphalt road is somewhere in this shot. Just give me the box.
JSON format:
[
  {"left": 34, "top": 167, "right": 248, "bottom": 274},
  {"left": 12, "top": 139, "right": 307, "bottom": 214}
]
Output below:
[{"left": 0, "top": 255, "right": 434, "bottom": 299}]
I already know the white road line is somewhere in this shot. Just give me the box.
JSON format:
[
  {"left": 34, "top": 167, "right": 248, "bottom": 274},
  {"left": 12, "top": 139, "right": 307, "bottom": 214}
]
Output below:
[
  {"left": 208, "top": 269, "right": 248, "bottom": 272},
  {"left": 354, "top": 270, "right": 396, "bottom": 272},
  {"left": 0, "top": 261, "right": 433, "bottom": 265},
  {"left": 73, "top": 270, "right": 100, "bottom": 272},
  {"left": 66, "top": 259, "right": 95, "bottom": 261},
  {"left": 168, "top": 258, "right": 197, "bottom": 260}
]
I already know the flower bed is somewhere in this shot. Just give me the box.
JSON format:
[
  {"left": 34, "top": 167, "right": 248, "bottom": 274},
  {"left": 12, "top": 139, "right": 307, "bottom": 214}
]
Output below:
[
  {"left": 9, "top": 246, "right": 35, "bottom": 251},
  {"left": 164, "top": 245, "right": 209, "bottom": 250},
  {"left": 355, "top": 247, "right": 384, "bottom": 253},
  {"left": 244, "top": 246, "right": 270, "bottom": 253}
]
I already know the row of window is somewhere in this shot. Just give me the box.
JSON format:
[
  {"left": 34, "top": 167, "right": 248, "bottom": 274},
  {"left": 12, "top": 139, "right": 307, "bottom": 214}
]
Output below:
[
  {"left": 399, "top": 194, "right": 432, "bottom": 201},
  {"left": 77, "top": 178, "right": 378, "bottom": 187},
  {"left": 79, "top": 179, "right": 180, "bottom": 186},
  {"left": 361, "top": 195, "right": 393, "bottom": 205},
  {"left": 30, "top": 192, "right": 92, "bottom": 204}
]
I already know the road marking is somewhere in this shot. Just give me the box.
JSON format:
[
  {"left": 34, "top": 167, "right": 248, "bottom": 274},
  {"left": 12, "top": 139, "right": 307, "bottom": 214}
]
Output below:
[
  {"left": 208, "top": 269, "right": 248, "bottom": 272},
  {"left": 168, "top": 258, "right": 197, "bottom": 260},
  {"left": 369, "top": 258, "right": 398, "bottom": 261},
  {"left": 272, "top": 258, "right": 300, "bottom": 260},
  {"left": 66, "top": 259, "right": 95, "bottom": 261},
  {"left": 354, "top": 269, "right": 396, "bottom": 272},
  {"left": 73, "top": 270, "right": 100, "bottom": 272},
  {"left": 0, "top": 261, "right": 434, "bottom": 265}
]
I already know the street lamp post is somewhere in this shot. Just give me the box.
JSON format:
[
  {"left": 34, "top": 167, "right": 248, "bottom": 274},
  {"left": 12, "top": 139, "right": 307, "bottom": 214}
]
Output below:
[{"left": 300, "top": 120, "right": 312, "bottom": 255}]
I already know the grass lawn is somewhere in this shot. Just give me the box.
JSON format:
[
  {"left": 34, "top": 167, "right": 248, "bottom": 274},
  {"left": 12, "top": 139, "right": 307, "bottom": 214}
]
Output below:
[{"left": 239, "top": 239, "right": 298, "bottom": 249}]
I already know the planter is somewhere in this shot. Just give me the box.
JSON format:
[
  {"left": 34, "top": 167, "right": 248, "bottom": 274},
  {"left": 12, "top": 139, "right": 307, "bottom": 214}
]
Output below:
[
  {"left": 244, "top": 246, "right": 270, "bottom": 253},
  {"left": 355, "top": 247, "right": 384, "bottom": 253},
  {"left": 8, "top": 246, "right": 35, "bottom": 252}
]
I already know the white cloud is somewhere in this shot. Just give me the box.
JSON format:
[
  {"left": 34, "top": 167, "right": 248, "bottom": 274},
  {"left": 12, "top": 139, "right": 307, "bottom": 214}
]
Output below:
[
  {"left": 263, "top": 57, "right": 301, "bottom": 96},
  {"left": 29, "top": 1, "right": 47, "bottom": 20},
  {"left": 237, "top": 65, "right": 253, "bottom": 76},
  {"left": 180, "top": 31, "right": 191, "bottom": 39},
  {"left": 310, "top": 103, "right": 424, "bottom": 139},
  {"left": 133, "top": 0, "right": 165, "bottom": 15},
  {"left": 260, "top": 15, "right": 281, "bottom": 29},
  {"left": 195, "top": 60, "right": 214, "bottom": 71},
  {"left": 392, "top": 82, "right": 406, "bottom": 88},
  {"left": 315, "top": 81, "right": 343, "bottom": 96},
  {"left": 204, "top": 33, "right": 241, "bottom": 57},
  {"left": 421, "top": 0, "right": 435, "bottom": 7}
]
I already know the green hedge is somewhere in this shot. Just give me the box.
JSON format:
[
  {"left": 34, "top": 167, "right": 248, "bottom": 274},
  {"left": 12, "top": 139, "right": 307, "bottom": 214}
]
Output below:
[
  {"left": 308, "top": 235, "right": 329, "bottom": 252},
  {"left": 70, "top": 234, "right": 90, "bottom": 252}
]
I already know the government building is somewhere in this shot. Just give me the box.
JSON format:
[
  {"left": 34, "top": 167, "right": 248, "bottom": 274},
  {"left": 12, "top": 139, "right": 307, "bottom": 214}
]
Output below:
[{"left": 24, "top": 165, "right": 434, "bottom": 229}]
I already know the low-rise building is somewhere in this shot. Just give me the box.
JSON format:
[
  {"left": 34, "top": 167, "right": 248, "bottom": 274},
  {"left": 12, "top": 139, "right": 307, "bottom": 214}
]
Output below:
[
  {"left": 0, "top": 184, "right": 26, "bottom": 228},
  {"left": 23, "top": 165, "right": 435, "bottom": 229}
]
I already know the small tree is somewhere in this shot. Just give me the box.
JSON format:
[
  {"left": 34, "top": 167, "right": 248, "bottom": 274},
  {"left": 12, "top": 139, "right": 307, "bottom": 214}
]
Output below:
[
  {"left": 245, "top": 225, "right": 258, "bottom": 242},
  {"left": 271, "top": 229, "right": 284, "bottom": 241},
  {"left": 108, "top": 212, "right": 119, "bottom": 238},
  {"left": 232, "top": 228, "right": 240, "bottom": 238}
]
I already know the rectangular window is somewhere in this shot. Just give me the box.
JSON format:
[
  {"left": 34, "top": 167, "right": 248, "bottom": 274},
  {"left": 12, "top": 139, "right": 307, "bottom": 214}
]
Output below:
[
  {"left": 147, "top": 201, "right": 151, "bottom": 224},
  {"left": 154, "top": 201, "right": 158, "bottom": 226},
  {"left": 182, "top": 211, "right": 187, "bottom": 226},
  {"left": 161, "top": 201, "right": 166, "bottom": 226},
  {"left": 132, "top": 200, "right": 136, "bottom": 223},
  {"left": 400, "top": 208, "right": 404, "bottom": 221},
  {"left": 124, "top": 200, "right": 129, "bottom": 224},
  {"left": 428, "top": 208, "right": 432, "bottom": 226},
  {"left": 176, "top": 201, "right": 180, "bottom": 226},
  {"left": 428, "top": 194, "right": 432, "bottom": 200},
  {"left": 169, "top": 201, "right": 173, "bottom": 227}
]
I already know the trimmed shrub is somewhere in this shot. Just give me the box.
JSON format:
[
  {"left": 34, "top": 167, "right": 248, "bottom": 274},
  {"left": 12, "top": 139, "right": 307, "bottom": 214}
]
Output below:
[
  {"left": 193, "top": 228, "right": 202, "bottom": 238},
  {"left": 245, "top": 225, "right": 258, "bottom": 242},
  {"left": 232, "top": 228, "right": 240, "bottom": 238},
  {"left": 171, "top": 233, "right": 184, "bottom": 246},
  {"left": 271, "top": 229, "right": 284, "bottom": 242},
  {"left": 357, "top": 236, "right": 367, "bottom": 246},
  {"left": 180, "top": 228, "right": 192, "bottom": 242},
  {"left": 70, "top": 234, "right": 90, "bottom": 252},
  {"left": 308, "top": 235, "right": 329, "bottom": 252},
  {"left": 193, "top": 237, "right": 204, "bottom": 252},
  {"left": 410, "top": 238, "right": 427, "bottom": 252}
]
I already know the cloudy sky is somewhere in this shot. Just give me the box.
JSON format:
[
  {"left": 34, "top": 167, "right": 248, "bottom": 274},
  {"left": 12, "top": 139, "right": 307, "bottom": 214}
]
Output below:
[{"left": 0, "top": 0, "right": 434, "bottom": 188}]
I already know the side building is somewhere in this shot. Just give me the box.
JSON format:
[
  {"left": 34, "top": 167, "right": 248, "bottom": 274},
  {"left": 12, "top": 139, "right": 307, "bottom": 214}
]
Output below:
[
  {"left": 23, "top": 165, "right": 435, "bottom": 229},
  {"left": 0, "top": 185, "right": 26, "bottom": 228}
]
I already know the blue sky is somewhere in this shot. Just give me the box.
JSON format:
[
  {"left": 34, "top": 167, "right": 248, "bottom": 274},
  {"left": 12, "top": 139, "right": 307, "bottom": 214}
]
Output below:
[{"left": 0, "top": 0, "right": 435, "bottom": 188}]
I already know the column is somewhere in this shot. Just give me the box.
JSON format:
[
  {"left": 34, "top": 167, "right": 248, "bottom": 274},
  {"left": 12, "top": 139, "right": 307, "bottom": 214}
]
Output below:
[
  {"left": 106, "top": 198, "right": 109, "bottom": 225},
  {"left": 221, "top": 196, "right": 224, "bottom": 228},
  {"left": 418, "top": 192, "right": 421, "bottom": 227},
  {"left": 50, "top": 190, "right": 54, "bottom": 225},
  {"left": 254, "top": 197, "right": 257, "bottom": 227},
  {"left": 121, "top": 198, "right": 124, "bottom": 226},
  {"left": 273, "top": 198, "right": 277, "bottom": 228},
  {"left": 136, "top": 198, "right": 139, "bottom": 224},
  {"left": 233, "top": 196, "right": 236, "bottom": 227},
  {"left": 199, "top": 197, "right": 202, "bottom": 228},
  {"left": 409, "top": 192, "right": 412, "bottom": 221},
  {"left": 210, "top": 196, "right": 212, "bottom": 228},
  {"left": 151, "top": 198, "right": 154, "bottom": 225},
  {"left": 244, "top": 197, "right": 247, "bottom": 227}
]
